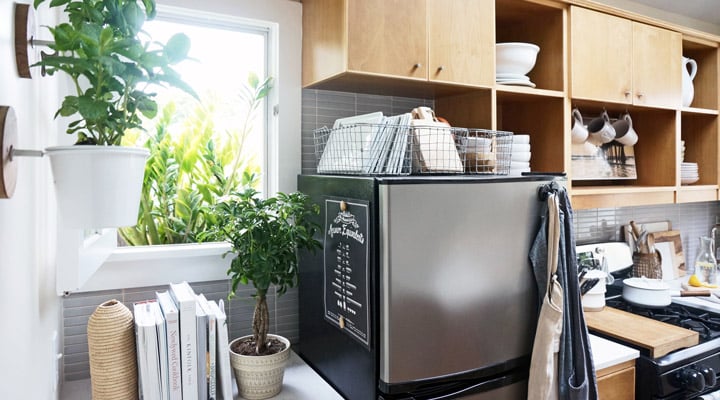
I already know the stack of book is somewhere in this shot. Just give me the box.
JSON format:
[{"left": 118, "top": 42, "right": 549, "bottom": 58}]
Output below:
[{"left": 133, "top": 281, "right": 233, "bottom": 400}]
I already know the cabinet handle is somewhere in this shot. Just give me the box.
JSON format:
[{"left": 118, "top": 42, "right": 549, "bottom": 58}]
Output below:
[
  {"left": 413, "top": 63, "right": 422, "bottom": 70},
  {"left": 624, "top": 91, "right": 631, "bottom": 98},
  {"left": 637, "top": 93, "right": 644, "bottom": 99},
  {"left": 437, "top": 66, "right": 444, "bottom": 72}
]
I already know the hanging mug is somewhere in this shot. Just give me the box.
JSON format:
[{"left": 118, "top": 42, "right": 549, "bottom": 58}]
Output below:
[
  {"left": 571, "top": 108, "right": 588, "bottom": 144},
  {"left": 587, "top": 110, "right": 616, "bottom": 146},
  {"left": 611, "top": 113, "right": 638, "bottom": 146}
]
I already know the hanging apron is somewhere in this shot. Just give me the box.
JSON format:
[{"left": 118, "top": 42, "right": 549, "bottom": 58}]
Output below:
[{"left": 528, "top": 193, "right": 563, "bottom": 400}]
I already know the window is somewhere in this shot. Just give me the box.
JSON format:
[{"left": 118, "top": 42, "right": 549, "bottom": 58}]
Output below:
[
  {"left": 139, "top": 14, "right": 271, "bottom": 194},
  {"left": 59, "top": 1, "right": 303, "bottom": 294}
]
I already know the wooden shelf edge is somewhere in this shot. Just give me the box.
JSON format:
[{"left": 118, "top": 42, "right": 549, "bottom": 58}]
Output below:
[
  {"left": 570, "top": 186, "right": 676, "bottom": 209},
  {"left": 496, "top": 85, "right": 565, "bottom": 98},
  {"left": 303, "top": 71, "right": 494, "bottom": 98},
  {"left": 571, "top": 185, "right": 676, "bottom": 195},
  {"left": 676, "top": 185, "right": 718, "bottom": 203},
  {"left": 681, "top": 107, "right": 719, "bottom": 116}
]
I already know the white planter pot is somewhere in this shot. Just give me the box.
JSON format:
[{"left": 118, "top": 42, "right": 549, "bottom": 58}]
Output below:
[
  {"left": 229, "top": 334, "right": 291, "bottom": 400},
  {"left": 45, "top": 146, "right": 149, "bottom": 229}
]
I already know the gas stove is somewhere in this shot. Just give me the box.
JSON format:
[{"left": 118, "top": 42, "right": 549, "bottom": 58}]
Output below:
[
  {"left": 602, "top": 292, "right": 720, "bottom": 399},
  {"left": 577, "top": 242, "right": 720, "bottom": 398}
]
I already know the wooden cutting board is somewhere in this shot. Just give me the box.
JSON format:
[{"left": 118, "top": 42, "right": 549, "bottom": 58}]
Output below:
[
  {"left": 584, "top": 307, "right": 698, "bottom": 358},
  {"left": 652, "top": 230, "right": 686, "bottom": 277}
]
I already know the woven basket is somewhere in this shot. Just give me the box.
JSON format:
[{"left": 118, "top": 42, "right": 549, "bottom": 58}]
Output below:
[
  {"left": 632, "top": 250, "right": 663, "bottom": 279},
  {"left": 87, "top": 299, "right": 138, "bottom": 400}
]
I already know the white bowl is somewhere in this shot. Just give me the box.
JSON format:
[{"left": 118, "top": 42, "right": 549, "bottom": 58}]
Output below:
[
  {"left": 511, "top": 152, "right": 531, "bottom": 162},
  {"left": 511, "top": 143, "right": 531, "bottom": 153},
  {"left": 496, "top": 42, "right": 540, "bottom": 76},
  {"left": 513, "top": 134, "right": 530, "bottom": 144}
]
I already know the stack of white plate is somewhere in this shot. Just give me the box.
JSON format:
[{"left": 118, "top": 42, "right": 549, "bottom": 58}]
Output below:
[
  {"left": 681, "top": 162, "right": 699, "bottom": 185},
  {"left": 510, "top": 135, "right": 531, "bottom": 176},
  {"left": 496, "top": 73, "right": 536, "bottom": 88},
  {"left": 681, "top": 140, "right": 686, "bottom": 162}
]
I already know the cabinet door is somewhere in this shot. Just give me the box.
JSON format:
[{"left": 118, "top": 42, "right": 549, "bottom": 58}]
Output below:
[
  {"left": 570, "top": 7, "right": 633, "bottom": 103},
  {"left": 347, "top": 0, "right": 427, "bottom": 79},
  {"left": 597, "top": 366, "right": 635, "bottom": 400},
  {"left": 632, "top": 22, "right": 682, "bottom": 108},
  {"left": 427, "top": 0, "right": 494, "bottom": 86}
]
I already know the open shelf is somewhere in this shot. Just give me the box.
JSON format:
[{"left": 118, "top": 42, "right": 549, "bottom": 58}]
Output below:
[
  {"left": 681, "top": 112, "right": 718, "bottom": 186},
  {"left": 495, "top": 0, "right": 565, "bottom": 92},
  {"left": 682, "top": 37, "right": 718, "bottom": 111},
  {"left": 496, "top": 94, "right": 565, "bottom": 174},
  {"left": 569, "top": 104, "right": 677, "bottom": 187}
]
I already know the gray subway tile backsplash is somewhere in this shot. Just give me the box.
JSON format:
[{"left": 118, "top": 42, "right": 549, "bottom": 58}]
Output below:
[{"left": 61, "top": 88, "right": 720, "bottom": 382}]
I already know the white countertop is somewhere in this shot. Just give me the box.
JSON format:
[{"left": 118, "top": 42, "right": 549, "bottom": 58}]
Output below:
[
  {"left": 60, "top": 338, "right": 638, "bottom": 399},
  {"left": 60, "top": 350, "right": 343, "bottom": 400},
  {"left": 588, "top": 333, "right": 640, "bottom": 371}
]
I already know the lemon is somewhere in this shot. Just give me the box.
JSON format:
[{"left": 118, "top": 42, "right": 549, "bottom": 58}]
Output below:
[
  {"left": 689, "top": 274, "right": 703, "bottom": 287},
  {"left": 688, "top": 274, "right": 719, "bottom": 288}
]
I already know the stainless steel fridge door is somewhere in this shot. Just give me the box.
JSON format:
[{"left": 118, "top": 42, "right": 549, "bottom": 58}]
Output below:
[{"left": 378, "top": 178, "right": 549, "bottom": 384}]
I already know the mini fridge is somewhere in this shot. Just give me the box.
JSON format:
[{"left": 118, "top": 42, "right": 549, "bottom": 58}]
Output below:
[{"left": 297, "top": 174, "right": 562, "bottom": 399}]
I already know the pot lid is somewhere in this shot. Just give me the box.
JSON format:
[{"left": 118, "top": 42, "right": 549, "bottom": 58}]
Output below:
[{"left": 623, "top": 277, "right": 670, "bottom": 291}]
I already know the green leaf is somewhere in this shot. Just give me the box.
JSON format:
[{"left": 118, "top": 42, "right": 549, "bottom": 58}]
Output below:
[
  {"left": 99, "top": 26, "right": 113, "bottom": 49},
  {"left": 164, "top": 33, "right": 191, "bottom": 64},
  {"left": 77, "top": 95, "right": 107, "bottom": 121},
  {"left": 141, "top": 0, "right": 156, "bottom": 19},
  {"left": 56, "top": 96, "right": 79, "bottom": 117},
  {"left": 49, "top": 0, "right": 71, "bottom": 7}
]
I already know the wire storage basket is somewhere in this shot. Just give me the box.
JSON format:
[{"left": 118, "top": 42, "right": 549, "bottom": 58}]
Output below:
[
  {"left": 313, "top": 123, "right": 513, "bottom": 176},
  {"left": 461, "top": 129, "right": 513, "bottom": 175}
]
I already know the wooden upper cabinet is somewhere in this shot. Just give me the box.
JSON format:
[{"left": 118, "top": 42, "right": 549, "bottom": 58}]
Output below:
[
  {"left": 347, "top": 0, "right": 427, "bottom": 79},
  {"left": 427, "top": 0, "right": 494, "bottom": 86},
  {"left": 302, "top": 0, "right": 495, "bottom": 88},
  {"left": 632, "top": 23, "right": 682, "bottom": 108},
  {"left": 571, "top": 7, "right": 632, "bottom": 104},
  {"left": 570, "top": 6, "right": 682, "bottom": 108}
]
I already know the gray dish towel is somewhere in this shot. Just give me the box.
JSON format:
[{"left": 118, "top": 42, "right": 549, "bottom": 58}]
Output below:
[{"left": 529, "top": 182, "right": 598, "bottom": 400}]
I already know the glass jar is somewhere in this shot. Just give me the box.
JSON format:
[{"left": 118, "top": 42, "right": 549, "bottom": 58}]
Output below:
[
  {"left": 712, "top": 216, "right": 720, "bottom": 262},
  {"left": 694, "top": 236, "right": 718, "bottom": 285}
]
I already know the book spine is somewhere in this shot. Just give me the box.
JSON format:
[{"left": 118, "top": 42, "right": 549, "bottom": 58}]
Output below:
[
  {"left": 214, "top": 300, "right": 233, "bottom": 400},
  {"left": 170, "top": 284, "right": 198, "bottom": 400},
  {"left": 196, "top": 305, "right": 208, "bottom": 400},
  {"left": 207, "top": 311, "right": 217, "bottom": 400},
  {"left": 157, "top": 292, "right": 182, "bottom": 400}
]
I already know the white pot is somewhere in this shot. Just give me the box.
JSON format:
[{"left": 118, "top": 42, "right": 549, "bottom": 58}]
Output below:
[
  {"left": 229, "top": 334, "right": 291, "bottom": 400},
  {"left": 45, "top": 146, "right": 149, "bottom": 229}
]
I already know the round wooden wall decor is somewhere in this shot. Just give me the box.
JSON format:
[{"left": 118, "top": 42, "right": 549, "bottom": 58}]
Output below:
[
  {"left": 0, "top": 106, "right": 18, "bottom": 199},
  {"left": 14, "top": 3, "right": 38, "bottom": 79}
]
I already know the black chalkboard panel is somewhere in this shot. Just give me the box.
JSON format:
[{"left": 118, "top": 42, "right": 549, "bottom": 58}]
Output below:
[{"left": 323, "top": 198, "right": 370, "bottom": 349}]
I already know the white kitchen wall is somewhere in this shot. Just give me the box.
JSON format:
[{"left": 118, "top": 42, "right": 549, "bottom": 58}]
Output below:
[{"left": 0, "top": 1, "right": 62, "bottom": 398}]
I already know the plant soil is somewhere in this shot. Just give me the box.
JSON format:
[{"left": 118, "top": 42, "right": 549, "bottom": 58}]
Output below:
[{"left": 231, "top": 336, "right": 286, "bottom": 356}]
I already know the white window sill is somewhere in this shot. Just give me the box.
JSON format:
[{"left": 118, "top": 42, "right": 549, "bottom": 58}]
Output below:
[{"left": 73, "top": 241, "right": 234, "bottom": 293}]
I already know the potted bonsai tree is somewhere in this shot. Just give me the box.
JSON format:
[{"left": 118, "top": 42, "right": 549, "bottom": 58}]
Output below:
[
  {"left": 213, "top": 188, "right": 321, "bottom": 400},
  {"left": 32, "top": 0, "right": 195, "bottom": 228}
]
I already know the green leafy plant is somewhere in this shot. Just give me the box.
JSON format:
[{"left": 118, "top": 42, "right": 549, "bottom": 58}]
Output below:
[
  {"left": 33, "top": 0, "right": 196, "bottom": 145},
  {"left": 214, "top": 188, "right": 321, "bottom": 355},
  {"left": 119, "top": 73, "right": 272, "bottom": 245}
]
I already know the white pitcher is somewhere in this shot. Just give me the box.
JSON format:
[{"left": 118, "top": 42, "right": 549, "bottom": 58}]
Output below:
[{"left": 682, "top": 56, "right": 698, "bottom": 107}]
